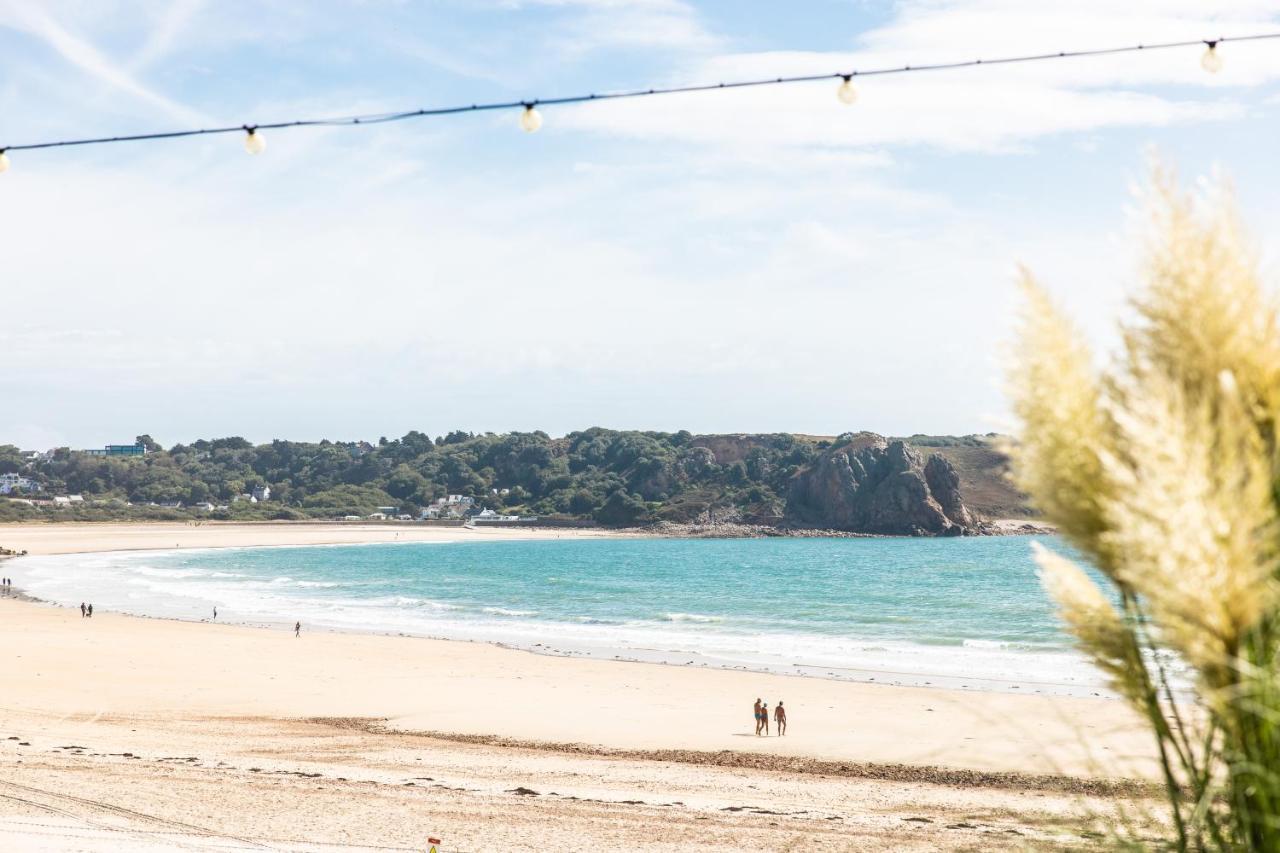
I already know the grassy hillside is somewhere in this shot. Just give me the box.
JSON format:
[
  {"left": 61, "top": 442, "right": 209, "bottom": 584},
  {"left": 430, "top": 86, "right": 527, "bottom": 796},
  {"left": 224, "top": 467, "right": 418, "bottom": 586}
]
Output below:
[{"left": 896, "top": 434, "right": 1034, "bottom": 519}]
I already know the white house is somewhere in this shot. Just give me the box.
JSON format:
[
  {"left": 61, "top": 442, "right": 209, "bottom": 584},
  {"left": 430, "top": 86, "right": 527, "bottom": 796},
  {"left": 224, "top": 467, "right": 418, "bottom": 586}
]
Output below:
[
  {"left": 0, "top": 473, "right": 37, "bottom": 495},
  {"left": 251, "top": 484, "right": 271, "bottom": 502},
  {"left": 471, "top": 509, "right": 523, "bottom": 523}
]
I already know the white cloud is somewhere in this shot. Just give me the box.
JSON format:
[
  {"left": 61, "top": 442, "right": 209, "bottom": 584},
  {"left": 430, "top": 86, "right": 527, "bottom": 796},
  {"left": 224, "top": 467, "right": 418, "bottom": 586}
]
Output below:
[
  {"left": 497, "top": 0, "right": 720, "bottom": 56},
  {"left": 559, "top": 0, "right": 1280, "bottom": 151},
  {"left": 128, "top": 0, "right": 207, "bottom": 71},
  {"left": 0, "top": 0, "right": 208, "bottom": 124},
  {"left": 3, "top": 1, "right": 1280, "bottom": 444}
]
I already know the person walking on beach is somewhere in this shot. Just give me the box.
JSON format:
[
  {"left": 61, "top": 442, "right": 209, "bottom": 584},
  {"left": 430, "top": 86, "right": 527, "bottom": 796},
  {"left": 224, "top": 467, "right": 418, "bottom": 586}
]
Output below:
[
  {"left": 774, "top": 701, "right": 786, "bottom": 736},
  {"left": 753, "top": 698, "right": 763, "bottom": 735},
  {"left": 87, "top": 603, "right": 93, "bottom": 618},
  {"left": 294, "top": 621, "right": 301, "bottom": 638},
  {"left": 212, "top": 606, "right": 217, "bottom": 620},
  {"left": 80, "top": 602, "right": 86, "bottom": 618},
  {"left": 759, "top": 703, "right": 770, "bottom": 735}
]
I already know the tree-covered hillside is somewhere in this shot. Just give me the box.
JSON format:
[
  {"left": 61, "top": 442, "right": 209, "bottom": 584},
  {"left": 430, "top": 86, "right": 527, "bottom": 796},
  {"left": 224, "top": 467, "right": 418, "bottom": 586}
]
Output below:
[{"left": 0, "top": 430, "right": 1025, "bottom": 528}]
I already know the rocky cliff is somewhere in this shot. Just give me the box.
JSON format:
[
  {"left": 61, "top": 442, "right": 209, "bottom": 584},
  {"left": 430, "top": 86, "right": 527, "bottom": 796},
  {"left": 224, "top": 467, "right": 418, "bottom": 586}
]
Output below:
[{"left": 785, "top": 432, "right": 981, "bottom": 536}]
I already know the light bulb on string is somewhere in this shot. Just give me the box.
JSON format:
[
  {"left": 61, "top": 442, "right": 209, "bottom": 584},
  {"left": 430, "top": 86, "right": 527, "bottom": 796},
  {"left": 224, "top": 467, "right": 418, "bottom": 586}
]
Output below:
[
  {"left": 520, "top": 104, "right": 543, "bottom": 133},
  {"left": 0, "top": 150, "right": 9, "bottom": 174},
  {"left": 837, "top": 75, "right": 858, "bottom": 105},
  {"left": 243, "top": 126, "right": 267, "bottom": 154},
  {"left": 1201, "top": 40, "right": 1223, "bottom": 73}
]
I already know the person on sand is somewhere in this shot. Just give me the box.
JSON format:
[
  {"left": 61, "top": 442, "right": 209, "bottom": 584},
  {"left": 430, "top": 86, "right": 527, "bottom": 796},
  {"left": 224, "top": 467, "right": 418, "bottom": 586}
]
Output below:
[
  {"left": 774, "top": 701, "right": 787, "bottom": 736},
  {"left": 760, "top": 703, "right": 769, "bottom": 736},
  {"left": 80, "top": 602, "right": 86, "bottom": 618},
  {"left": 87, "top": 603, "right": 93, "bottom": 618},
  {"left": 294, "top": 621, "right": 301, "bottom": 638},
  {"left": 213, "top": 606, "right": 217, "bottom": 620},
  {"left": 753, "top": 698, "right": 763, "bottom": 735}
]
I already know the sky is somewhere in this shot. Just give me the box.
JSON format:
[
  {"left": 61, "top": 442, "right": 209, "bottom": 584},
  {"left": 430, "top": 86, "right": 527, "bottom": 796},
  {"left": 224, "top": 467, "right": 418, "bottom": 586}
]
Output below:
[{"left": 3, "top": 0, "right": 1280, "bottom": 449}]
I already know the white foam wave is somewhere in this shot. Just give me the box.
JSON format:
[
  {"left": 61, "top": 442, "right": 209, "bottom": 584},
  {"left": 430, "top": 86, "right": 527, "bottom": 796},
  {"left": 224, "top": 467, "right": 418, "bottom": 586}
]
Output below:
[
  {"left": 133, "top": 566, "right": 209, "bottom": 579},
  {"left": 4, "top": 546, "right": 1149, "bottom": 696},
  {"left": 663, "top": 612, "right": 724, "bottom": 623}
]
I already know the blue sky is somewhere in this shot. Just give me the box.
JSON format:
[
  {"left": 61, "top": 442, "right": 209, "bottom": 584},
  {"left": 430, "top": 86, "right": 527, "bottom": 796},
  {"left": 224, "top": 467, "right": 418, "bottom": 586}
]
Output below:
[{"left": 3, "top": 0, "right": 1280, "bottom": 449}]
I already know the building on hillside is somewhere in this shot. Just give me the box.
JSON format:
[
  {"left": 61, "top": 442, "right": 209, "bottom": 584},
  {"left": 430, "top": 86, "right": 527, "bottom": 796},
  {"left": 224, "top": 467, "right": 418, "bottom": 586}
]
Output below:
[
  {"left": 251, "top": 484, "right": 271, "bottom": 502},
  {"left": 79, "top": 443, "right": 147, "bottom": 458},
  {"left": 420, "top": 494, "right": 475, "bottom": 520},
  {"left": 471, "top": 509, "right": 536, "bottom": 524},
  {"left": 367, "top": 512, "right": 387, "bottom": 520},
  {"left": 375, "top": 506, "right": 398, "bottom": 517},
  {"left": 0, "top": 473, "right": 38, "bottom": 495}
]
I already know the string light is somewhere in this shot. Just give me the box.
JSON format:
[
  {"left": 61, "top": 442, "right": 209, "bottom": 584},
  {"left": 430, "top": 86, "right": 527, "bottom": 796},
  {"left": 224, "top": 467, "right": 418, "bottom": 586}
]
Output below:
[
  {"left": 243, "top": 126, "right": 267, "bottom": 154},
  {"left": 0, "top": 31, "right": 1273, "bottom": 173},
  {"left": 519, "top": 104, "right": 543, "bottom": 133},
  {"left": 837, "top": 75, "right": 858, "bottom": 105},
  {"left": 1201, "top": 40, "right": 1224, "bottom": 73}
]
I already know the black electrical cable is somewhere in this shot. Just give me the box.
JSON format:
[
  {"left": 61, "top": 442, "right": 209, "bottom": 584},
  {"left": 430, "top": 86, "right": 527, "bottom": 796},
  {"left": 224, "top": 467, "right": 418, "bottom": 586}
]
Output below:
[{"left": 1, "top": 33, "right": 1274, "bottom": 157}]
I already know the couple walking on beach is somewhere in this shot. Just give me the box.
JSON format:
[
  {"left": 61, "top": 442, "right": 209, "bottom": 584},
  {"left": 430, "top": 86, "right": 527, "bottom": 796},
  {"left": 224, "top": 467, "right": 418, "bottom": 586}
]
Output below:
[
  {"left": 753, "top": 698, "right": 786, "bottom": 736},
  {"left": 79, "top": 602, "right": 93, "bottom": 618}
]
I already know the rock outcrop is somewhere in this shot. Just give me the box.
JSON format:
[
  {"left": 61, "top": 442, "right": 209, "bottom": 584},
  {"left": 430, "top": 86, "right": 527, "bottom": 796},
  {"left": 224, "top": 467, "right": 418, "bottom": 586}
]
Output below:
[{"left": 785, "top": 432, "right": 981, "bottom": 535}]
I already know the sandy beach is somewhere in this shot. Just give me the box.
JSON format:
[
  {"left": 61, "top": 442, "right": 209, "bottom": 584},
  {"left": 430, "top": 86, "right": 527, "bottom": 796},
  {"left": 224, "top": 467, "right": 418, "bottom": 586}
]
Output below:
[
  {"left": 0, "top": 520, "right": 623, "bottom": 556},
  {"left": 0, "top": 522, "right": 1164, "bottom": 850}
]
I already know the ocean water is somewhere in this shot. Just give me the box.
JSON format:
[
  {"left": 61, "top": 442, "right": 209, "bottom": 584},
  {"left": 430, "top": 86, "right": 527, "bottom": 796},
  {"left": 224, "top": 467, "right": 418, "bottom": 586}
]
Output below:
[{"left": 13, "top": 536, "right": 1127, "bottom": 696}]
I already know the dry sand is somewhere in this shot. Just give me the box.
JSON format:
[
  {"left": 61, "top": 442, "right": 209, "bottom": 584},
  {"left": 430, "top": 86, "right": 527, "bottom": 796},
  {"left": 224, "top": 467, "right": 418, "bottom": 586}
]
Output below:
[
  {"left": 0, "top": 522, "right": 1165, "bottom": 851},
  {"left": 0, "top": 520, "right": 621, "bottom": 556}
]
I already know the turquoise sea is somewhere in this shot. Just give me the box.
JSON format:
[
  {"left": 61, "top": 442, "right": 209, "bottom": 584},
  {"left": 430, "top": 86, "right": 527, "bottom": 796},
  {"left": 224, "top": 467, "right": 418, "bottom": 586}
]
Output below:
[{"left": 14, "top": 535, "right": 1121, "bottom": 695}]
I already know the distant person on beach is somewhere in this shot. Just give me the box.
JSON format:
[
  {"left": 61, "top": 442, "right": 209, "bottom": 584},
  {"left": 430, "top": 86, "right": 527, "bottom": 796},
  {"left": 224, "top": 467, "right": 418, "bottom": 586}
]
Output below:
[
  {"left": 80, "top": 602, "right": 86, "bottom": 618},
  {"left": 760, "top": 703, "right": 769, "bottom": 735},
  {"left": 213, "top": 606, "right": 217, "bottom": 620},
  {"left": 294, "top": 621, "right": 301, "bottom": 638},
  {"left": 87, "top": 604, "right": 93, "bottom": 618},
  {"left": 774, "top": 701, "right": 786, "bottom": 736},
  {"left": 753, "top": 698, "right": 763, "bottom": 735}
]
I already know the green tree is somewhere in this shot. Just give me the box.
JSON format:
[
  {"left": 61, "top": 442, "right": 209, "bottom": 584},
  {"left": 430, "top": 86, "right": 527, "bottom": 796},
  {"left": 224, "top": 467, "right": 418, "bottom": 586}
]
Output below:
[{"left": 593, "top": 491, "right": 649, "bottom": 527}]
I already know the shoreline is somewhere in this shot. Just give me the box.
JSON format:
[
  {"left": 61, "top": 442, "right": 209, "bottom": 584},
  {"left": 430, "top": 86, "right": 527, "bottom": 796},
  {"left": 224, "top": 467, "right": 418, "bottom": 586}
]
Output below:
[
  {"left": 0, "top": 520, "right": 1159, "bottom": 848},
  {"left": 0, "top": 519, "right": 631, "bottom": 557},
  {"left": 6, "top": 528, "right": 1109, "bottom": 700}
]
